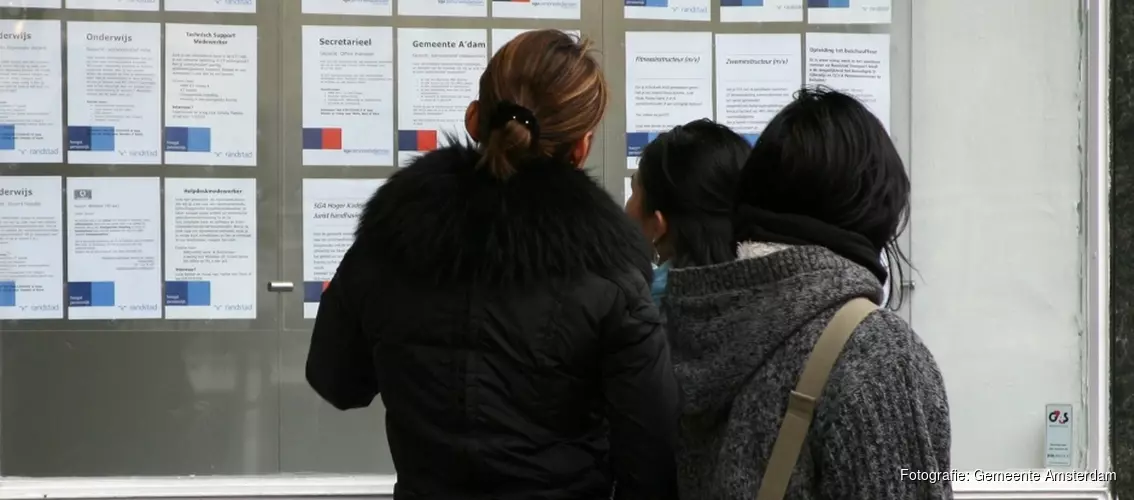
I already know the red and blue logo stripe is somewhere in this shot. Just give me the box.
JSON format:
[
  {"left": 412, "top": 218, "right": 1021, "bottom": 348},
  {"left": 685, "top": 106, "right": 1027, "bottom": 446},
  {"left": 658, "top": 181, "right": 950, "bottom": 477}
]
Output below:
[
  {"left": 302, "top": 128, "right": 343, "bottom": 150},
  {"left": 398, "top": 129, "right": 439, "bottom": 152}
]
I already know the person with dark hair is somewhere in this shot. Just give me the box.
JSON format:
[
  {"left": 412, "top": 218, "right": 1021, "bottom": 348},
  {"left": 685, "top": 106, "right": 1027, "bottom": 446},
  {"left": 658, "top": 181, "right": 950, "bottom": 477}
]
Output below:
[
  {"left": 624, "top": 119, "right": 750, "bottom": 305},
  {"left": 305, "top": 30, "right": 679, "bottom": 500},
  {"left": 666, "top": 87, "right": 952, "bottom": 499}
]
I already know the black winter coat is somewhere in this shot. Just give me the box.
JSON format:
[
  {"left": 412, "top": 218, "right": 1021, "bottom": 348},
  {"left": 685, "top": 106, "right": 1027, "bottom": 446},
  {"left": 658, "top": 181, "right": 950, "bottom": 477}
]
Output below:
[{"left": 306, "top": 143, "right": 680, "bottom": 500}]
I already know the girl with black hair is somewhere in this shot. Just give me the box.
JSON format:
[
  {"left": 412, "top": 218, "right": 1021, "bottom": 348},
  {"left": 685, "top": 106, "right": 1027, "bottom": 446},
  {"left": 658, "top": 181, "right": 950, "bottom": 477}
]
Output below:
[
  {"left": 625, "top": 119, "right": 751, "bottom": 305},
  {"left": 666, "top": 88, "right": 952, "bottom": 499}
]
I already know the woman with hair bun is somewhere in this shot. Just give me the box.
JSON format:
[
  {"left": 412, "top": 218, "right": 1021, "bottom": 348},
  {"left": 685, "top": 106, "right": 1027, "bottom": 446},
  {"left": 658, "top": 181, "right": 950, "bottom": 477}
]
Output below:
[{"left": 306, "top": 29, "right": 679, "bottom": 500}]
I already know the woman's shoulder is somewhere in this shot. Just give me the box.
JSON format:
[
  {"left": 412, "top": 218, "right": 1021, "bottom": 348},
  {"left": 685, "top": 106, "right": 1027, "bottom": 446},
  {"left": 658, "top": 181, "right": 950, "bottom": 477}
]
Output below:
[
  {"left": 836, "top": 308, "right": 947, "bottom": 395},
  {"left": 354, "top": 143, "right": 654, "bottom": 288},
  {"left": 806, "top": 308, "right": 951, "bottom": 497},
  {"left": 867, "top": 307, "right": 934, "bottom": 347}
]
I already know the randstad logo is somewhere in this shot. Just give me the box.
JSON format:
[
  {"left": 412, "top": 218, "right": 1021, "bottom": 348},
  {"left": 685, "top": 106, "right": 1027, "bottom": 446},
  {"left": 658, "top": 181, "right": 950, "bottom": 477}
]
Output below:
[
  {"left": 221, "top": 304, "right": 254, "bottom": 312},
  {"left": 126, "top": 304, "right": 160, "bottom": 312},
  {"left": 1048, "top": 409, "right": 1071, "bottom": 425},
  {"left": 672, "top": 5, "right": 708, "bottom": 13},
  {"left": 29, "top": 148, "right": 59, "bottom": 155}
]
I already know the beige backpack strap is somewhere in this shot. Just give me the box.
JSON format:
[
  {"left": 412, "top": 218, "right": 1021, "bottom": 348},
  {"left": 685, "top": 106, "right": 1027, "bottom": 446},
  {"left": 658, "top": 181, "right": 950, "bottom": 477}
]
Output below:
[{"left": 754, "top": 297, "right": 878, "bottom": 500}]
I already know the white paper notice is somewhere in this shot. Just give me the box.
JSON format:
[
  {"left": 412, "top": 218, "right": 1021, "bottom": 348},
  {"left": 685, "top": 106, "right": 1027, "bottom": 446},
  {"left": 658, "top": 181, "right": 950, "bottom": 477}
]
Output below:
[
  {"left": 66, "top": 22, "right": 161, "bottom": 165},
  {"left": 66, "top": 0, "right": 158, "bottom": 11},
  {"left": 302, "top": 178, "right": 383, "bottom": 319},
  {"left": 396, "top": 28, "right": 486, "bottom": 166},
  {"left": 624, "top": 0, "right": 709, "bottom": 21},
  {"left": 398, "top": 0, "right": 485, "bottom": 17},
  {"left": 0, "top": 20, "right": 63, "bottom": 164},
  {"left": 492, "top": 0, "right": 579, "bottom": 19},
  {"left": 166, "top": 0, "right": 256, "bottom": 13},
  {"left": 624, "top": 177, "right": 632, "bottom": 206},
  {"left": 164, "top": 178, "right": 256, "bottom": 320},
  {"left": 719, "top": 0, "right": 801, "bottom": 23},
  {"left": 625, "top": 31, "right": 713, "bottom": 170},
  {"left": 715, "top": 34, "right": 801, "bottom": 146},
  {"left": 302, "top": 26, "right": 394, "bottom": 167},
  {"left": 808, "top": 0, "right": 890, "bottom": 25},
  {"left": 491, "top": 28, "right": 579, "bottom": 55},
  {"left": 165, "top": 24, "right": 258, "bottom": 166},
  {"left": 66, "top": 177, "right": 162, "bottom": 320},
  {"left": 301, "top": 0, "right": 391, "bottom": 16},
  {"left": 0, "top": 177, "right": 63, "bottom": 320},
  {"left": 3, "top": 0, "right": 61, "bottom": 7},
  {"left": 806, "top": 32, "right": 890, "bottom": 131}
]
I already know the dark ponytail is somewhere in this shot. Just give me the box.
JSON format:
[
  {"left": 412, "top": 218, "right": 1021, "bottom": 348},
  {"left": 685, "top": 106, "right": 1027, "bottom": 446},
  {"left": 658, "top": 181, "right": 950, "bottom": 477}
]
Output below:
[{"left": 477, "top": 105, "right": 537, "bottom": 180}]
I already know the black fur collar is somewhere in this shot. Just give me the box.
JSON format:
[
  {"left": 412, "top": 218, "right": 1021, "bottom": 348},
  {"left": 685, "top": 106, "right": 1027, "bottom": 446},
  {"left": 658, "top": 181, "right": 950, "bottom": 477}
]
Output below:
[{"left": 355, "top": 143, "right": 653, "bottom": 286}]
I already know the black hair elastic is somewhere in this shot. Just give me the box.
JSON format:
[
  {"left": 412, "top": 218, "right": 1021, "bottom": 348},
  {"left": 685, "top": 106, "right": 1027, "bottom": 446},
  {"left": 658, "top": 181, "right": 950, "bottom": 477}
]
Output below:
[{"left": 489, "top": 101, "right": 540, "bottom": 142}]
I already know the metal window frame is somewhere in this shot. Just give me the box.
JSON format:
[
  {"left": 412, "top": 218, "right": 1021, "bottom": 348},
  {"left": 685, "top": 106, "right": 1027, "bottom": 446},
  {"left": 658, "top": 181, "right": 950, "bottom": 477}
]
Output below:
[{"left": 1083, "top": 0, "right": 1111, "bottom": 484}]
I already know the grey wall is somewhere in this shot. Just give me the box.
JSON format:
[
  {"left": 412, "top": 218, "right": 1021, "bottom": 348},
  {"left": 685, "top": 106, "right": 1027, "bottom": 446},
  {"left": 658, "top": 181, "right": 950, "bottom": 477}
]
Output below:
[{"left": 1110, "top": 0, "right": 1133, "bottom": 496}]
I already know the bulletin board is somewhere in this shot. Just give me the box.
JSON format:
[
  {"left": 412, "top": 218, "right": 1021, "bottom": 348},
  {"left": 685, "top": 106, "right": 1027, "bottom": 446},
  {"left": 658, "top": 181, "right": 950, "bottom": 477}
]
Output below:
[{"left": 0, "top": 0, "right": 911, "bottom": 480}]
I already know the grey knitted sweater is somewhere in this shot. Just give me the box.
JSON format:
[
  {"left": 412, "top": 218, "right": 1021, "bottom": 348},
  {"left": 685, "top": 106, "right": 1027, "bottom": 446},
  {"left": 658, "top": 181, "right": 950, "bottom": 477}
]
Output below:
[{"left": 665, "top": 244, "right": 952, "bottom": 500}]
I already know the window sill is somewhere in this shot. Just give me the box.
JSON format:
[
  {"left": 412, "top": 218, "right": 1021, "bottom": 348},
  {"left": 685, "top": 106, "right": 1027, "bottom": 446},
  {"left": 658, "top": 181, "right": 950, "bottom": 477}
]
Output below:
[{"left": 0, "top": 475, "right": 1110, "bottom": 499}]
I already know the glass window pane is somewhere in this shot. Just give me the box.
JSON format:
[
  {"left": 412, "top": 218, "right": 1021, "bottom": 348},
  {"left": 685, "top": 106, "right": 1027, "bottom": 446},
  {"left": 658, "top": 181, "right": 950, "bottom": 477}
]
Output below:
[
  {"left": 1, "top": 5, "right": 285, "bottom": 477},
  {"left": 908, "top": 0, "right": 1087, "bottom": 471},
  {"left": 2, "top": 332, "right": 281, "bottom": 476}
]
